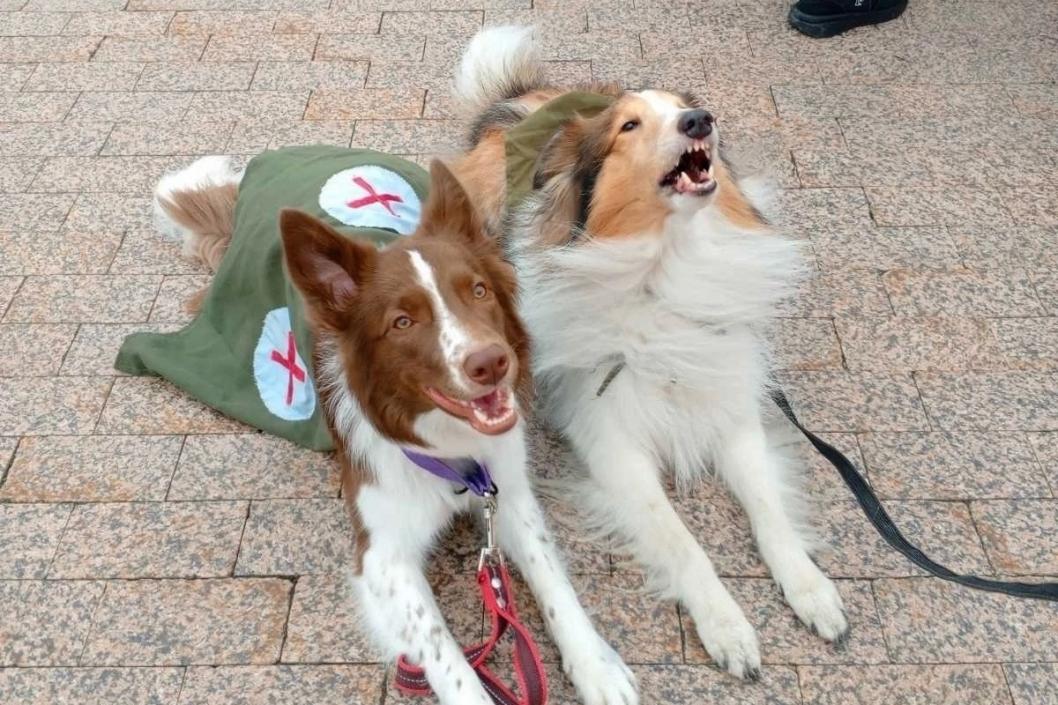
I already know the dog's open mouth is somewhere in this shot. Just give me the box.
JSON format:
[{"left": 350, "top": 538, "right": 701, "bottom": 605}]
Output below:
[
  {"left": 426, "top": 386, "right": 518, "bottom": 435},
  {"left": 659, "top": 140, "right": 716, "bottom": 195}
]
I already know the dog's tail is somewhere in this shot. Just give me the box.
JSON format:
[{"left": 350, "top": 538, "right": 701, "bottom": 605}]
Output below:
[
  {"left": 153, "top": 156, "right": 242, "bottom": 313},
  {"left": 452, "top": 25, "right": 544, "bottom": 115}
]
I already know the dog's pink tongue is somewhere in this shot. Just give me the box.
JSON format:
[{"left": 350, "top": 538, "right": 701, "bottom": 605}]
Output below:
[{"left": 471, "top": 389, "right": 504, "bottom": 418}]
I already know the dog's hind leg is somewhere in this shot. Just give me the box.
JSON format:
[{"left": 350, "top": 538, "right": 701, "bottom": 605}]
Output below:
[
  {"left": 716, "top": 412, "right": 849, "bottom": 643},
  {"left": 573, "top": 429, "right": 762, "bottom": 680}
]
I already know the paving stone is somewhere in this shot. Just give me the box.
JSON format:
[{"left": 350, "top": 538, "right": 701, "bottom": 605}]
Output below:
[
  {"left": 1005, "top": 186, "right": 1058, "bottom": 226},
  {"left": 971, "top": 499, "right": 1058, "bottom": 575},
  {"left": 866, "top": 186, "right": 1013, "bottom": 227},
  {"left": 63, "top": 10, "right": 173, "bottom": 36},
  {"left": 0, "top": 376, "right": 111, "bottom": 435},
  {"left": 64, "top": 193, "right": 154, "bottom": 231},
  {"left": 0, "top": 36, "right": 102, "bottom": 62},
  {"left": 1028, "top": 432, "right": 1058, "bottom": 495},
  {"left": 81, "top": 578, "right": 290, "bottom": 666},
  {"left": 0, "top": 11, "right": 70, "bottom": 36},
  {"left": 684, "top": 579, "right": 887, "bottom": 665},
  {"left": 0, "top": 580, "right": 107, "bottom": 667},
  {"left": 179, "top": 665, "right": 384, "bottom": 705},
  {"left": 951, "top": 224, "right": 1058, "bottom": 271},
  {"left": 187, "top": 91, "right": 309, "bottom": 122},
  {"left": 0, "top": 434, "right": 183, "bottom": 502},
  {"left": 26, "top": 62, "right": 143, "bottom": 92},
  {"left": 799, "top": 664, "right": 1014, "bottom": 705},
  {"left": 0, "top": 667, "right": 184, "bottom": 705},
  {"left": 874, "top": 578, "right": 1058, "bottom": 662},
  {"left": 987, "top": 317, "right": 1058, "bottom": 371},
  {"left": 836, "top": 316, "right": 994, "bottom": 373},
  {"left": 632, "top": 664, "right": 800, "bottom": 705},
  {"left": 92, "top": 36, "right": 207, "bottom": 62},
  {"left": 108, "top": 229, "right": 207, "bottom": 274},
  {"left": 772, "top": 318, "right": 842, "bottom": 371},
  {"left": 272, "top": 9, "right": 381, "bottom": 33},
  {"left": 861, "top": 431, "right": 1050, "bottom": 500},
  {"left": 148, "top": 274, "right": 210, "bottom": 322},
  {"left": 251, "top": 61, "right": 368, "bottom": 91},
  {"left": 0, "top": 323, "right": 77, "bottom": 376},
  {"left": 33, "top": 156, "right": 188, "bottom": 194},
  {"left": 50, "top": 501, "right": 247, "bottom": 579},
  {"left": 316, "top": 34, "right": 425, "bottom": 62},
  {"left": 304, "top": 88, "right": 424, "bottom": 120},
  {"left": 810, "top": 225, "right": 961, "bottom": 271},
  {"left": 1035, "top": 270, "right": 1058, "bottom": 314},
  {"left": 4, "top": 274, "right": 159, "bottom": 323},
  {"left": 0, "top": 193, "right": 75, "bottom": 231},
  {"left": 0, "top": 229, "right": 122, "bottom": 275},
  {"left": 202, "top": 33, "right": 316, "bottom": 62},
  {"left": 817, "top": 499, "right": 991, "bottom": 578},
  {"left": 1005, "top": 663, "right": 1058, "bottom": 705},
  {"left": 0, "top": 503, "right": 73, "bottom": 579},
  {"left": 0, "top": 275, "right": 22, "bottom": 319},
  {"left": 67, "top": 91, "right": 193, "bottom": 124},
  {"left": 168, "top": 10, "right": 279, "bottom": 35},
  {"left": 170, "top": 434, "right": 338, "bottom": 500},
  {"left": 0, "top": 64, "right": 33, "bottom": 92},
  {"left": 97, "top": 377, "right": 249, "bottom": 435},
  {"left": 102, "top": 121, "right": 234, "bottom": 157},
  {"left": 0, "top": 122, "right": 113, "bottom": 157},
  {"left": 781, "top": 271, "right": 893, "bottom": 318},
  {"left": 775, "top": 83, "right": 1015, "bottom": 120},
  {"left": 136, "top": 61, "right": 256, "bottom": 91},
  {"left": 917, "top": 372, "right": 1058, "bottom": 431},
  {"left": 235, "top": 498, "right": 357, "bottom": 575},
  {"left": 883, "top": 269, "right": 1044, "bottom": 317},
  {"left": 60, "top": 322, "right": 180, "bottom": 376},
  {"left": 351, "top": 119, "right": 462, "bottom": 153},
  {"left": 227, "top": 120, "right": 353, "bottom": 153},
  {"left": 0, "top": 92, "right": 77, "bottom": 122},
  {"left": 776, "top": 371, "right": 930, "bottom": 433},
  {"left": 0, "top": 157, "right": 43, "bottom": 191}
]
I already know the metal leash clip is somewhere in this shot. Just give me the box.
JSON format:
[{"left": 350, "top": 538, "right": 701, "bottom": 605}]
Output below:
[{"left": 477, "top": 493, "right": 504, "bottom": 571}]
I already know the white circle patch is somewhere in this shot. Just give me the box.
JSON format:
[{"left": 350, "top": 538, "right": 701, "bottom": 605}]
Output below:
[
  {"left": 253, "top": 307, "right": 316, "bottom": 421},
  {"left": 318, "top": 165, "right": 421, "bottom": 235}
]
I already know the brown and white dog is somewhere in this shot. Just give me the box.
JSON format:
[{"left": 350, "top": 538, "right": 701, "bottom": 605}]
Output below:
[
  {"left": 154, "top": 157, "right": 637, "bottom": 705},
  {"left": 449, "top": 26, "right": 850, "bottom": 680}
]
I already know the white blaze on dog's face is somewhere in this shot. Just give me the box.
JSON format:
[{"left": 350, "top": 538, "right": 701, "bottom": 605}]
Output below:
[{"left": 533, "top": 88, "right": 766, "bottom": 242}]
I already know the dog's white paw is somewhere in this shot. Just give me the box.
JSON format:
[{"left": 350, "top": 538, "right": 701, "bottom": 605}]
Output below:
[
  {"left": 780, "top": 565, "right": 849, "bottom": 643},
  {"left": 693, "top": 605, "right": 762, "bottom": 680},
  {"left": 564, "top": 637, "right": 639, "bottom": 705}
]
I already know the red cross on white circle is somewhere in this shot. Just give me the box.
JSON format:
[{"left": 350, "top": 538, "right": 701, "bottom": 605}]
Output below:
[
  {"left": 318, "top": 165, "right": 421, "bottom": 235},
  {"left": 254, "top": 307, "right": 316, "bottom": 421},
  {"left": 269, "top": 330, "right": 306, "bottom": 406},
  {"left": 347, "top": 176, "right": 404, "bottom": 216}
]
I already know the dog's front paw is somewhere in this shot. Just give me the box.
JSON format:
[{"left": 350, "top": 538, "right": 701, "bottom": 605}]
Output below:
[
  {"left": 693, "top": 605, "right": 761, "bottom": 680},
  {"left": 781, "top": 566, "right": 849, "bottom": 643},
  {"left": 563, "top": 637, "right": 638, "bottom": 705}
]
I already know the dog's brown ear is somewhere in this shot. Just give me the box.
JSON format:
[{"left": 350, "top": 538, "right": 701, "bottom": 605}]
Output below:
[
  {"left": 420, "top": 160, "right": 487, "bottom": 246},
  {"left": 279, "top": 208, "right": 376, "bottom": 330},
  {"left": 529, "top": 119, "right": 595, "bottom": 246}
]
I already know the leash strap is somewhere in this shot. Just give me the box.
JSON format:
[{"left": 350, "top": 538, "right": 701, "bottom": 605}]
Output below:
[
  {"left": 402, "top": 449, "right": 498, "bottom": 496},
  {"left": 393, "top": 560, "right": 549, "bottom": 705},
  {"left": 771, "top": 388, "right": 1058, "bottom": 601}
]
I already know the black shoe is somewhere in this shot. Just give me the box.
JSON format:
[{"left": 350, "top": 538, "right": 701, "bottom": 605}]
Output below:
[{"left": 788, "top": 0, "right": 908, "bottom": 37}]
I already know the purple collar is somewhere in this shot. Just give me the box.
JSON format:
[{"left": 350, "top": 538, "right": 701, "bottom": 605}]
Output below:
[{"left": 402, "top": 449, "right": 497, "bottom": 497}]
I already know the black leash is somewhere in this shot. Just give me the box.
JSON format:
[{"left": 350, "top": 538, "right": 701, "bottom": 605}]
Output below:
[{"left": 771, "top": 388, "right": 1058, "bottom": 602}]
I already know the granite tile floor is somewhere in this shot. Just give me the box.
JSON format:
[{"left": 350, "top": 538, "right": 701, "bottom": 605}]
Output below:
[{"left": 1, "top": 1, "right": 1057, "bottom": 704}]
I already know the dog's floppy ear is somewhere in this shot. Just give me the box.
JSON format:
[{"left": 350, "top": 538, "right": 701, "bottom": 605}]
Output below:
[
  {"left": 530, "top": 116, "right": 607, "bottom": 245},
  {"left": 420, "top": 160, "right": 487, "bottom": 246},
  {"left": 279, "top": 208, "right": 376, "bottom": 331}
]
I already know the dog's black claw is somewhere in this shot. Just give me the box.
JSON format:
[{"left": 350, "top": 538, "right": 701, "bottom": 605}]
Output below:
[
  {"left": 832, "top": 624, "right": 852, "bottom": 650},
  {"left": 746, "top": 667, "right": 762, "bottom": 682}
]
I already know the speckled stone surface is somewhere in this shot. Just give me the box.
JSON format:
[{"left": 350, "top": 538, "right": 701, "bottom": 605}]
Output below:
[
  {"left": 1, "top": 434, "right": 183, "bottom": 502},
  {"left": 81, "top": 578, "right": 291, "bottom": 666},
  {"left": 860, "top": 432, "right": 1051, "bottom": 500},
  {"left": 50, "top": 500, "right": 248, "bottom": 579},
  {"left": 169, "top": 434, "right": 340, "bottom": 500},
  {"left": 0, "top": 2, "right": 1055, "bottom": 701},
  {"left": 0, "top": 667, "right": 184, "bottom": 705},
  {"left": 799, "top": 664, "right": 1014, "bottom": 705},
  {"left": 235, "top": 499, "right": 357, "bottom": 575}
]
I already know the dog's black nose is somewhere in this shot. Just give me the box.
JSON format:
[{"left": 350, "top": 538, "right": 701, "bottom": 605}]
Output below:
[{"left": 678, "top": 109, "right": 714, "bottom": 139}]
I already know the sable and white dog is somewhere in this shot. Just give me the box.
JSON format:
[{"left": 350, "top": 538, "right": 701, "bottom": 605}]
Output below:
[
  {"left": 153, "top": 156, "right": 637, "bottom": 705},
  {"left": 450, "top": 26, "right": 850, "bottom": 679}
]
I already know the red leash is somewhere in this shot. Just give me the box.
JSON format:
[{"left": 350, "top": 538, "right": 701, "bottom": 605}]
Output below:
[{"left": 393, "top": 496, "right": 549, "bottom": 705}]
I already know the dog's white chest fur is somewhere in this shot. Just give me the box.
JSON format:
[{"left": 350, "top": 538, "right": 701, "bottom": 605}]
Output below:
[{"left": 512, "top": 204, "right": 806, "bottom": 478}]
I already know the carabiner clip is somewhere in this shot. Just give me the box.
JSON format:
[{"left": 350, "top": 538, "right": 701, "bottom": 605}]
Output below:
[{"left": 477, "top": 493, "right": 503, "bottom": 571}]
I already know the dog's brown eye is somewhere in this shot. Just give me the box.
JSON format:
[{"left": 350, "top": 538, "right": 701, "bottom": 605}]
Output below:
[
  {"left": 393, "top": 315, "right": 413, "bottom": 330},
  {"left": 473, "top": 282, "right": 488, "bottom": 299},
  {"left": 621, "top": 120, "right": 639, "bottom": 132}
]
